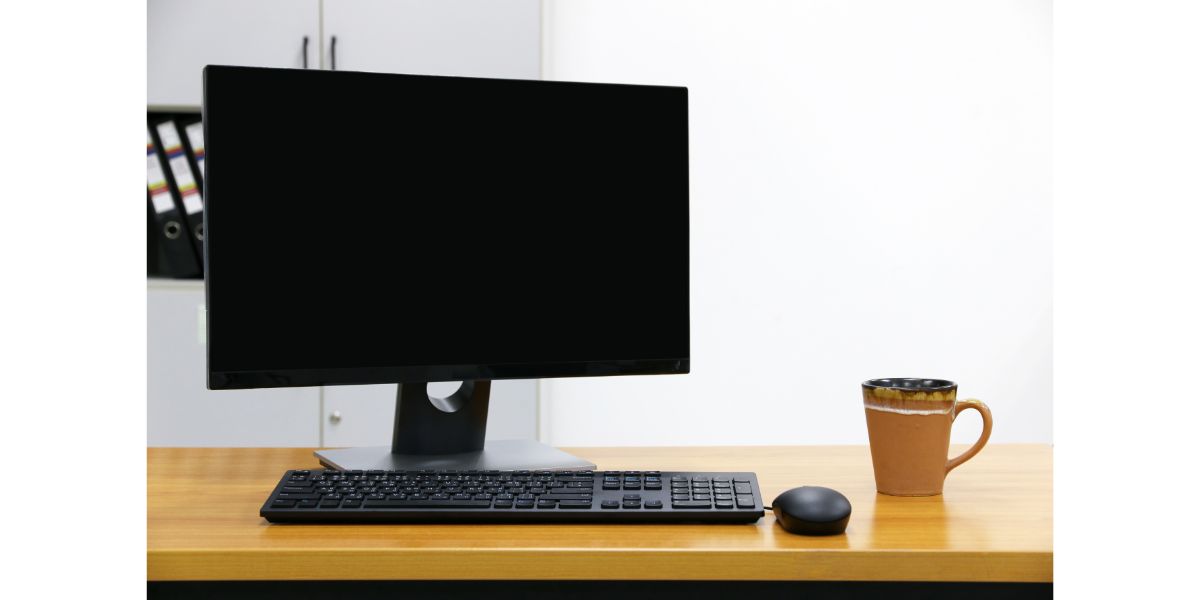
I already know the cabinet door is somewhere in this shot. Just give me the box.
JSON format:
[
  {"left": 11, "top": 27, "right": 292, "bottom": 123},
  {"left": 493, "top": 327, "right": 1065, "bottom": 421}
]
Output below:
[
  {"left": 148, "top": 0, "right": 320, "bottom": 106},
  {"left": 323, "top": 380, "right": 538, "bottom": 448},
  {"left": 322, "top": 0, "right": 540, "bottom": 79},
  {"left": 148, "top": 282, "right": 320, "bottom": 446}
]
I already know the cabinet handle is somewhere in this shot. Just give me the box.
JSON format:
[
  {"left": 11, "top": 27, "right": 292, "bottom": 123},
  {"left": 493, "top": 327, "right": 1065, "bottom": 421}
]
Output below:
[
  {"left": 329, "top": 410, "right": 342, "bottom": 424},
  {"left": 302, "top": 36, "right": 309, "bottom": 69},
  {"left": 330, "top": 35, "right": 337, "bottom": 70}
]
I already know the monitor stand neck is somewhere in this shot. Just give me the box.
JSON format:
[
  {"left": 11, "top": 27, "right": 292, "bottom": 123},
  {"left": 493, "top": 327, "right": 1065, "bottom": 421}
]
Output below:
[
  {"left": 392, "top": 380, "right": 490, "bottom": 455},
  {"left": 313, "top": 380, "right": 595, "bottom": 472}
]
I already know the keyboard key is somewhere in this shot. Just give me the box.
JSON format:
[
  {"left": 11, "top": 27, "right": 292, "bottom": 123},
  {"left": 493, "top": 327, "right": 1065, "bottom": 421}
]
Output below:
[
  {"left": 644, "top": 500, "right": 663, "bottom": 509},
  {"left": 537, "top": 500, "right": 556, "bottom": 509},
  {"left": 541, "top": 494, "right": 592, "bottom": 501},
  {"left": 297, "top": 499, "right": 318, "bottom": 508},
  {"left": 672, "top": 501, "right": 712, "bottom": 509},
  {"left": 734, "top": 484, "right": 753, "bottom": 494},
  {"left": 601, "top": 500, "right": 620, "bottom": 509},
  {"left": 715, "top": 500, "right": 734, "bottom": 509},
  {"left": 736, "top": 495, "right": 755, "bottom": 508},
  {"left": 276, "top": 493, "right": 320, "bottom": 501},
  {"left": 270, "top": 500, "right": 295, "bottom": 508},
  {"left": 623, "top": 494, "right": 642, "bottom": 501},
  {"left": 622, "top": 501, "right": 641, "bottom": 509},
  {"left": 559, "top": 501, "right": 592, "bottom": 509},
  {"left": 362, "top": 500, "right": 491, "bottom": 508}
]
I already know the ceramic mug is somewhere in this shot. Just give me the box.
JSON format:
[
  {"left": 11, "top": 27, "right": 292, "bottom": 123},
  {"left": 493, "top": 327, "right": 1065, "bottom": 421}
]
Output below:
[{"left": 862, "top": 378, "right": 993, "bottom": 496}]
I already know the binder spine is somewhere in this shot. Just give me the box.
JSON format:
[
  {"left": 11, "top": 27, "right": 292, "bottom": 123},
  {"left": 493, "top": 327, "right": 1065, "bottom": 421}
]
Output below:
[
  {"left": 184, "top": 121, "right": 205, "bottom": 182},
  {"left": 155, "top": 121, "right": 206, "bottom": 256}
]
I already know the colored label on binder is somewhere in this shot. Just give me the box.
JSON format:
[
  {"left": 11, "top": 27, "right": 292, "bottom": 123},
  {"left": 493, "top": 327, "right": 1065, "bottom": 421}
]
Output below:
[
  {"left": 147, "top": 131, "right": 175, "bottom": 214},
  {"left": 185, "top": 121, "right": 205, "bottom": 178},
  {"left": 157, "top": 121, "right": 204, "bottom": 215}
]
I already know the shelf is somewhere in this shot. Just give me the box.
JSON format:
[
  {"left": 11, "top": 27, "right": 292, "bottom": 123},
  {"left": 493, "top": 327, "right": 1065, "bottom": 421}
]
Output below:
[
  {"left": 148, "top": 278, "right": 204, "bottom": 291},
  {"left": 148, "top": 104, "right": 201, "bottom": 113}
]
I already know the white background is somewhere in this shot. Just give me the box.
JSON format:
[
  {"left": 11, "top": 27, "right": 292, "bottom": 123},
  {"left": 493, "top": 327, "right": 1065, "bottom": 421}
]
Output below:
[
  {"left": 4, "top": 1, "right": 1198, "bottom": 596},
  {"left": 540, "top": 0, "right": 1052, "bottom": 446}
]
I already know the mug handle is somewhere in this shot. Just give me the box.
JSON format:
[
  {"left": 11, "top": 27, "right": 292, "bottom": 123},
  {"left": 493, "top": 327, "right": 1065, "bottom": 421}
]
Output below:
[{"left": 945, "top": 399, "right": 993, "bottom": 475}]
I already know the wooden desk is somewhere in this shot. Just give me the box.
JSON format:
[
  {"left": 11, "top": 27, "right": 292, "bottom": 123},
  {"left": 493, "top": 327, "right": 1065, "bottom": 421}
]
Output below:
[{"left": 148, "top": 445, "right": 1051, "bottom": 590}]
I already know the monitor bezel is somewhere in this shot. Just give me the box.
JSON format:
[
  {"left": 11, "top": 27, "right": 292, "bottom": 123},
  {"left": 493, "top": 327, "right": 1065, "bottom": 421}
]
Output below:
[
  {"left": 202, "top": 66, "right": 690, "bottom": 390},
  {"left": 209, "top": 358, "right": 690, "bottom": 390}
]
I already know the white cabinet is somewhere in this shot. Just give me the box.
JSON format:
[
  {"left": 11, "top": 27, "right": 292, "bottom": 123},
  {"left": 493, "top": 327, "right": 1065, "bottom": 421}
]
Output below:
[
  {"left": 148, "top": 0, "right": 320, "bottom": 106},
  {"left": 148, "top": 0, "right": 541, "bottom": 107},
  {"left": 147, "top": 280, "right": 539, "bottom": 447},
  {"left": 322, "top": 0, "right": 540, "bottom": 79},
  {"left": 147, "top": 281, "right": 321, "bottom": 446},
  {"left": 147, "top": 0, "right": 543, "bottom": 447}
]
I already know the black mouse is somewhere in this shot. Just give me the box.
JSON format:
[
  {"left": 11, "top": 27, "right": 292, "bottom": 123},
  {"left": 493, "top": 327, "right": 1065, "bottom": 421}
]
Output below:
[{"left": 772, "top": 486, "right": 852, "bottom": 535}]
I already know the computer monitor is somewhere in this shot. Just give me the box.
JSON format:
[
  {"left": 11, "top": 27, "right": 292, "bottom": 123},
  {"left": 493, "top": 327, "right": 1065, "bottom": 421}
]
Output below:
[{"left": 203, "top": 66, "right": 689, "bottom": 470}]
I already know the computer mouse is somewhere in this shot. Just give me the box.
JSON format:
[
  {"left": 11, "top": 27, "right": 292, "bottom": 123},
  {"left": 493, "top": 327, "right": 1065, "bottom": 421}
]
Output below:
[{"left": 772, "top": 486, "right": 852, "bottom": 535}]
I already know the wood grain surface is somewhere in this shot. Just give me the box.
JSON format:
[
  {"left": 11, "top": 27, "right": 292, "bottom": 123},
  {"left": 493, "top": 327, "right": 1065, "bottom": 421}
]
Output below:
[{"left": 147, "top": 445, "right": 1052, "bottom": 582}]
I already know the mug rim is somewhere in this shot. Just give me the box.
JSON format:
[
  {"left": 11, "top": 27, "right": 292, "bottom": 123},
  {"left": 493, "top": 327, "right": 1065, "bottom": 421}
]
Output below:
[{"left": 862, "top": 378, "right": 957, "bottom": 391}]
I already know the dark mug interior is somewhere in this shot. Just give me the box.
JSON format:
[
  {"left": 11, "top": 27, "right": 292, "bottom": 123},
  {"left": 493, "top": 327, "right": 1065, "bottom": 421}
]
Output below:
[{"left": 862, "top": 378, "right": 957, "bottom": 391}]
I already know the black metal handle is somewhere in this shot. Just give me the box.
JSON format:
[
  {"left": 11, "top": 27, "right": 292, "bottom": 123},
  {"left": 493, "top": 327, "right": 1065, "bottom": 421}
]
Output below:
[
  {"left": 330, "top": 35, "right": 337, "bottom": 70},
  {"left": 302, "top": 36, "right": 309, "bottom": 69}
]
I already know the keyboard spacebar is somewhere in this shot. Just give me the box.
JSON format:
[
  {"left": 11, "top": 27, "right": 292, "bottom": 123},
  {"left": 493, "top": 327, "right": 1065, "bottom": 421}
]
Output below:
[{"left": 361, "top": 500, "right": 492, "bottom": 509}]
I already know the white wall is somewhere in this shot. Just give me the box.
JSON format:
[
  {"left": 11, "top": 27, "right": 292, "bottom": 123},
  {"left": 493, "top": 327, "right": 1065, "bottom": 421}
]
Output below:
[{"left": 540, "top": 0, "right": 1051, "bottom": 446}]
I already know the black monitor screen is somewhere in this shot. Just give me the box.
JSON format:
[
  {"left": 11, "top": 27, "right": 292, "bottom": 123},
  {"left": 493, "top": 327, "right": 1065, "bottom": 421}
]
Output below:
[{"left": 204, "top": 66, "right": 689, "bottom": 389}]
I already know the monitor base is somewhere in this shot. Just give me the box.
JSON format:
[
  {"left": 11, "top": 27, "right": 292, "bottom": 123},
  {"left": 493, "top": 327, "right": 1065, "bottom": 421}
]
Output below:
[{"left": 314, "top": 439, "right": 596, "bottom": 471}]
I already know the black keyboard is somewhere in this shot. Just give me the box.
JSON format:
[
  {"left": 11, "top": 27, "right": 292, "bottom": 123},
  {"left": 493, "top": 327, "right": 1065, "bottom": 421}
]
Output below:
[{"left": 261, "top": 469, "right": 764, "bottom": 523}]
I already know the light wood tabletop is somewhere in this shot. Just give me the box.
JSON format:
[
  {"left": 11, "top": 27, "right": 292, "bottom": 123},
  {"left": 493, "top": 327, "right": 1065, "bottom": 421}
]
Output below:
[{"left": 147, "top": 444, "right": 1051, "bottom": 582}]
